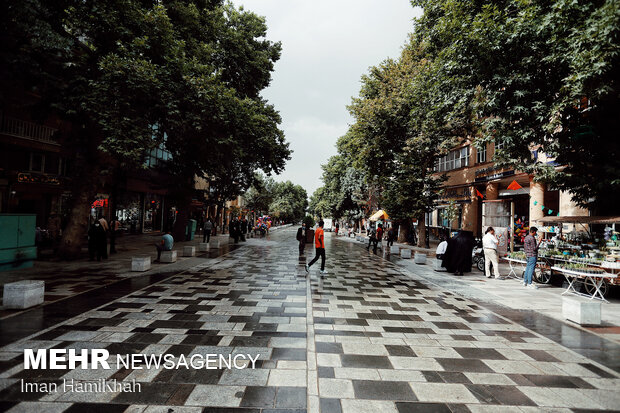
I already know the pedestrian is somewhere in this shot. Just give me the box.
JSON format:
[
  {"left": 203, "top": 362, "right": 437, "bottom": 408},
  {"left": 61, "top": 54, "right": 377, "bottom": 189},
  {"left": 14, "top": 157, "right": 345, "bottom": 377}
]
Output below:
[
  {"left": 154, "top": 231, "right": 174, "bottom": 262},
  {"left": 387, "top": 226, "right": 396, "bottom": 248},
  {"left": 109, "top": 216, "right": 121, "bottom": 254},
  {"left": 374, "top": 224, "right": 384, "bottom": 253},
  {"left": 230, "top": 219, "right": 240, "bottom": 243},
  {"left": 436, "top": 235, "right": 448, "bottom": 260},
  {"left": 523, "top": 227, "right": 542, "bottom": 289},
  {"left": 482, "top": 227, "right": 502, "bottom": 279},
  {"left": 366, "top": 226, "right": 376, "bottom": 251},
  {"left": 97, "top": 214, "right": 109, "bottom": 259},
  {"left": 442, "top": 230, "right": 475, "bottom": 276},
  {"left": 88, "top": 221, "right": 105, "bottom": 261},
  {"left": 240, "top": 218, "right": 248, "bottom": 242},
  {"left": 203, "top": 218, "right": 213, "bottom": 243},
  {"left": 297, "top": 222, "right": 307, "bottom": 255},
  {"left": 305, "top": 220, "right": 327, "bottom": 274},
  {"left": 335, "top": 222, "right": 339, "bottom": 236}
]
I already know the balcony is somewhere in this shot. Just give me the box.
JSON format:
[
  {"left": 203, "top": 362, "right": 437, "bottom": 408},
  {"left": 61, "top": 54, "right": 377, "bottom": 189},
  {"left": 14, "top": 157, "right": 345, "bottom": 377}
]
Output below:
[{"left": 0, "top": 114, "right": 59, "bottom": 145}]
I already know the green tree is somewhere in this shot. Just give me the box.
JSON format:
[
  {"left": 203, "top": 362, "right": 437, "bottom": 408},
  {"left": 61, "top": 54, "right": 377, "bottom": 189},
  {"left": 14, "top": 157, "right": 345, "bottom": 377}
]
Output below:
[
  {"left": 412, "top": 0, "right": 620, "bottom": 213},
  {"left": 268, "top": 181, "right": 308, "bottom": 222},
  {"left": 1, "top": 0, "right": 289, "bottom": 257}
]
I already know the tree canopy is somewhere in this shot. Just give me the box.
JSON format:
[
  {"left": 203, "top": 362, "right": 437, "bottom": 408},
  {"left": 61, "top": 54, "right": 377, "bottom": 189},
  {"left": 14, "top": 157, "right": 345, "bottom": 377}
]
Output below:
[{"left": 1, "top": 0, "right": 291, "bottom": 257}]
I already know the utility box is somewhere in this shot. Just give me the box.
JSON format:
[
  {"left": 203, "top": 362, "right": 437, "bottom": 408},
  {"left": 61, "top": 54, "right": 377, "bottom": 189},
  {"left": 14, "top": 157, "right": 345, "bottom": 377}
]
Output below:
[
  {"left": 186, "top": 219, "right": 197, "bottom": 241},
  {"left": 0, "top": 214, "right": 37, "bottom": 272}
]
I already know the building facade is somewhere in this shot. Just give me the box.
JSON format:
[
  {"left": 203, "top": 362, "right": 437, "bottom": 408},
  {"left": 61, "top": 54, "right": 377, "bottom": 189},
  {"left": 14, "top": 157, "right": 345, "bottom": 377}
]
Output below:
[{"left": 428, "top": 140, "right": 588, "bottom": 246}]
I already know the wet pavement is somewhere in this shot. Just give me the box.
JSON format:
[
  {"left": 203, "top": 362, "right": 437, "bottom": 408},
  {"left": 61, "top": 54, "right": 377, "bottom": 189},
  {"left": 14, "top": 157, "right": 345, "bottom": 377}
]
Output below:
[{"left": 0, "top": 228, "right": 619, "bottom": 412}]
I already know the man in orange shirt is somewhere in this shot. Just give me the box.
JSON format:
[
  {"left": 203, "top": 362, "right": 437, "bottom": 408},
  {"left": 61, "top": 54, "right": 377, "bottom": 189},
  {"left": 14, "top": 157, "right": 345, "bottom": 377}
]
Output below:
[{"left": 305, "top": 220, "right": 327, "bottom": 274}]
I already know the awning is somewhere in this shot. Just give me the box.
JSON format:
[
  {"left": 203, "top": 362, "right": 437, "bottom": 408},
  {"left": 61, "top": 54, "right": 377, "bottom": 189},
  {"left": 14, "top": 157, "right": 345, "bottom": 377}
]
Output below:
[
  {"left": 369, "top": 210, "right": 389, "bottom": 221},
  {"left": 538, "top": 216, "right": 620, "bottom": 224}
]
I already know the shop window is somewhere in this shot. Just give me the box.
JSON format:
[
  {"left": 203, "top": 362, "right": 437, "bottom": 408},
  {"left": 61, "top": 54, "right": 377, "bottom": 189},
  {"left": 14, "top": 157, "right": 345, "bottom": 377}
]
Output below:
[
  {"left": 29, "top": 153, "right": 44, "bottom": 172},
  {"left": 476, "top": 145, "right": 487, "bottom": 164},
  {"left": 44, "top": 155, "right": 60, "bottom": 174}
]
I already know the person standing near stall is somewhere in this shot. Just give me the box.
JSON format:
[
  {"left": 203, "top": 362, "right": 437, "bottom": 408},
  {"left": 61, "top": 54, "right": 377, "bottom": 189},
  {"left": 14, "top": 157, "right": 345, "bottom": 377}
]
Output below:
[
  {"left": 523, "top": 227, "right": 542, "bottom": 289},
  {"left": 482, "top": 227, "right": 502, "bottom": 279}
]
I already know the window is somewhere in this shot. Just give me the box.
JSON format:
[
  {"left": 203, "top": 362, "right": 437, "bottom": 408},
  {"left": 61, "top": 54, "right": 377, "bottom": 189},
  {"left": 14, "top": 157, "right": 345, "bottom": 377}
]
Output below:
[
  {"left": 435, "top": 146, "right": 470, "bottom": 172},
  {"left": 494, "top": 140, "right": 504, "bottom": 151},
  {"left": 29, "top": 153, "right": 44, "bottom": 172},
  {"left": 144, "top": 129, "right": 172, "bottom": 168},
  {"left": 477, "top": 145, "right": 487, "bottom": 164}
]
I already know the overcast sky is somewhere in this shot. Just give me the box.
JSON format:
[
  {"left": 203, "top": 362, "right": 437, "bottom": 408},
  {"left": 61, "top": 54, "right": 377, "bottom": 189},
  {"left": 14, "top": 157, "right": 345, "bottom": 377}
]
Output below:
[{"left": 231, "top": 0, "right": 421, "bottom": 196}]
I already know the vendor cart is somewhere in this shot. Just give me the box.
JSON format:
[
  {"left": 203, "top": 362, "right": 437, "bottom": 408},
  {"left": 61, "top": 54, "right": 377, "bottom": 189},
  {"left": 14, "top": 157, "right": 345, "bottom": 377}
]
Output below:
[{"left": 536, "top": 216, "right": 620, "bottom": 299}]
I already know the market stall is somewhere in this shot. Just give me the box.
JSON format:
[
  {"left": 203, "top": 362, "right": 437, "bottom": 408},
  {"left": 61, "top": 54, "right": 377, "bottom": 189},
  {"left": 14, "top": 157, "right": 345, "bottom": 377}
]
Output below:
[{"left": 532, "top": 216, "right": 619, "bottom": 299}]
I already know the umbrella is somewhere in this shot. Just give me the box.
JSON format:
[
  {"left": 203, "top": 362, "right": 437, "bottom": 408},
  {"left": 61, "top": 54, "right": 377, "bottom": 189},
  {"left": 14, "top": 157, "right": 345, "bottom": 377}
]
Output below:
[{"left": 369, "top": 210, "right": 389, "bottom": 221}]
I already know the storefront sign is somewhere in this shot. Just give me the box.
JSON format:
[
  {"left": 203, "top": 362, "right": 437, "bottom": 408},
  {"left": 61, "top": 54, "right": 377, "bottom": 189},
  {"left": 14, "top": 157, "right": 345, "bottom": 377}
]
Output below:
[
  {"left": 17, "top": 172, "right": 60, "bottom": 185},
  {"left": 92, "top": 199, "right": 109, "bottom": 208},
  {"left": 439, "top": 187, "right": 471, "bottom": 201},
  {"left": 474, "top": 166, "right": 515, "bottom": 182}
]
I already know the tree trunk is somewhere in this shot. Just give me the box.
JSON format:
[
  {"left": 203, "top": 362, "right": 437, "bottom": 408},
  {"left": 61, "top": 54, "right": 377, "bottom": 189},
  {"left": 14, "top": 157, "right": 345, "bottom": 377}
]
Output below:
[
  {"left": 397, "top": 219, "right": 408, "bottom": 243},
  {"left": 417, "top": 213, "right": 426, "bottom": 248},
  {"left": 57, "top": 166, "right": 100, "bottom": 260}
]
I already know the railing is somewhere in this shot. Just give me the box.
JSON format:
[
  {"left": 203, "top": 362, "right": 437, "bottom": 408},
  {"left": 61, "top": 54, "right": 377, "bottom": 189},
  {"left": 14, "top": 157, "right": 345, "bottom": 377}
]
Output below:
[{"left": 0, "top": 115, "right": 59, "bottom": 144}]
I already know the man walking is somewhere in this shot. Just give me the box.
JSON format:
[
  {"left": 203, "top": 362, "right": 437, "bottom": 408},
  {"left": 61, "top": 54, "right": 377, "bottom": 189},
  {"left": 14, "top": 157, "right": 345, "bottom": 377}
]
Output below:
[
  {"left": 374, "top": 224, "right": 384, "bottom": 253},
  {"left": 203, "top": 218, "right": 213, "bottom": 243},
  {"left": 386, "top": 226, "right": 396, "bottom": 248},
  {"left": 109, "top": 216, "right": 121, "bottom": 254},
  {"left": 297, "top": 222, "right": 307, "bottom": 255},
  {"left": 240, "top": 218, "right": 247, "bottom": 242},
  {"left": 306, "top": 220, "right": 327, "bottom": 274},
  {"left": 366, "top": 226, "right": 376, "bottom": 251},
  {"left": 523, "top": 227, "right": 542, "bottom": 289},
  {"left": 482, "top": 227, "right": 502, "bottom": 279}
]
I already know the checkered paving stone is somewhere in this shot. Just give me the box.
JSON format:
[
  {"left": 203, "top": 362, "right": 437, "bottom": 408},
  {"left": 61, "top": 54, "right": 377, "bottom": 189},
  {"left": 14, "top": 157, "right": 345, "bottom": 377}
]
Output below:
[{"left": 1, "top": 228, "right": 619, "bottom": 413}]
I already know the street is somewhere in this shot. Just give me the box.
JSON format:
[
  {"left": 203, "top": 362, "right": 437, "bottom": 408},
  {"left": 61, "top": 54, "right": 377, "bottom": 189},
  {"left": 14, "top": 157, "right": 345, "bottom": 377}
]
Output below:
[{"left": 1, "top": 228, "right": 619, "bottom": 412}]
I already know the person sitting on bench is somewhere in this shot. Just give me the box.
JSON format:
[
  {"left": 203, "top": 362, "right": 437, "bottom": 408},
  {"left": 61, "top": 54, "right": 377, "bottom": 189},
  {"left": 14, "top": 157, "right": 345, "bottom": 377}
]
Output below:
[{"left": 155, "top": 231, "right": 174, "bottom": 262}]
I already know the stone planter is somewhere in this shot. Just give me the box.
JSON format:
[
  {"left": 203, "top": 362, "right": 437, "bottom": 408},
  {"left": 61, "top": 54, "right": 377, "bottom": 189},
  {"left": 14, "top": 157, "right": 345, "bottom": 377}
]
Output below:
[
  {"left": 183, "top": 246, "right": 196, "bottom": 257},
  {"left": 131, "top": 256, "right": 151, "bottom": 272},
  {"left": 3, "top": 280, "right": 44, "bottom": 309},
  {"left": 161, "top": 250, "right": 177, "bottom": 263},
  {"left": 434, "top": 258, "right": 447, "bottom": 272},
  {"left": 562, "top": 296, "right": 601, "bottom": 326},
  {"left": 414, "top": 252, "right": 426, "bottom": 264}
]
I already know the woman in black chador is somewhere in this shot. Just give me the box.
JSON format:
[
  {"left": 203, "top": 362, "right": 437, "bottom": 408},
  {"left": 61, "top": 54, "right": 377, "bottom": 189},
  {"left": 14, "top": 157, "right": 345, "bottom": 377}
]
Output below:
[{"left": 442, "top": 230, "right": 475, "bottom": 275}]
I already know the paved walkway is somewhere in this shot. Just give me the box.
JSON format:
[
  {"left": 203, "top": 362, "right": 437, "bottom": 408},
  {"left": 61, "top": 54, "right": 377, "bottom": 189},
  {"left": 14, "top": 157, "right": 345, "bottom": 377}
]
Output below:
[
  {"left": 0, "top": 226, "right": 289, "bottom": 319},
  {"left": 339, "top": 235, "right": 620, "bottom": 344},
  {"left": 0, "top": 229, "right": 619, "bottom": 412}
]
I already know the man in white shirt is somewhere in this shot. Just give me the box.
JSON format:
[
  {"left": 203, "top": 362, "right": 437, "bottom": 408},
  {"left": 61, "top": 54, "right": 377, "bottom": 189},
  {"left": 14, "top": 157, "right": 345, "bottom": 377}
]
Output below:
[{"left": 482, "top": 227, "right": 502, "bottom": 279}]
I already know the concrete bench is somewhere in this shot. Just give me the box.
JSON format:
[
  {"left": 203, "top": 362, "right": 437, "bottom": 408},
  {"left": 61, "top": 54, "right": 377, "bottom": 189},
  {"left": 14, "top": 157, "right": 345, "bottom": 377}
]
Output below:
[
  {"left": 390, "top": 246, "right": 400, "bottom": 254},
  {"left": 160, "top": 250, "right": 177, "bottom": 263},
  {"left": 414, "top": 252, "right": 426, "bottom": 264},
  {"left": 183, "top": 246, "right": 196, "bottom": 257},
  {"left": 131, "top": 256, "right": 151, "bottom": 272},
  {"left": 562, "top": 296, "right": 601, "bottom": 326},
  {"left": 3, "top": 280, "right": 44, "bottom": 309},
  {"left": 434, "top": 258, "right": 447, "bottom": 272},
  {"left": 198, "top": 243, "right": 209, "bottom": 252},
  {"left": 401, "top": 249, "right": 412, "bottom": 259}
]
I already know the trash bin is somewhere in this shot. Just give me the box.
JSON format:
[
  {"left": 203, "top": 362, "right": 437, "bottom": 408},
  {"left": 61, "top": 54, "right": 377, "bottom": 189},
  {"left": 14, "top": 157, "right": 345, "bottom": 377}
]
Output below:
[{"left": 186, "top": 219, "right": 197, "bottom": 241}]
